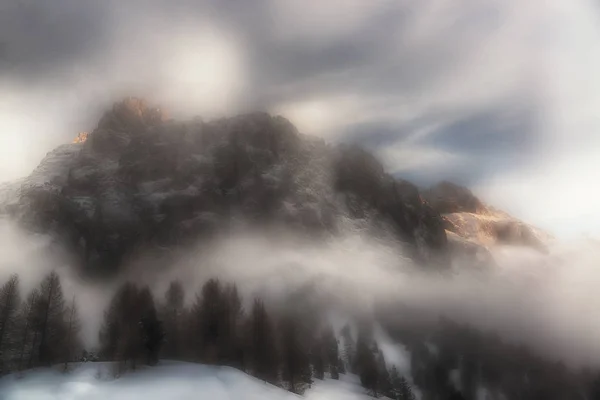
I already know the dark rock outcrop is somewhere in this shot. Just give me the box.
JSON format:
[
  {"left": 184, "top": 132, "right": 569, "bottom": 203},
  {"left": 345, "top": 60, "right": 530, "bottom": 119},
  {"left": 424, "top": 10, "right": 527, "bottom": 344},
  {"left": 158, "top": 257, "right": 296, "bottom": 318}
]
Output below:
[
  {"left": 423, "top": 181, "right": 485, "bottom": 214},
  {"left": 2, "top": 98, "right": 448, "bottom": 275}
]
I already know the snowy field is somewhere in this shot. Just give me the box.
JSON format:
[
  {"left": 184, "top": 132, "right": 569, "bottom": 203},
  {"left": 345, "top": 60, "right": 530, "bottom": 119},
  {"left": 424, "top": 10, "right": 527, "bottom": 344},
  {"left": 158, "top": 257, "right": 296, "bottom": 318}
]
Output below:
[{"left": 0, "top": 362, "right": 378, "bottom": 400}]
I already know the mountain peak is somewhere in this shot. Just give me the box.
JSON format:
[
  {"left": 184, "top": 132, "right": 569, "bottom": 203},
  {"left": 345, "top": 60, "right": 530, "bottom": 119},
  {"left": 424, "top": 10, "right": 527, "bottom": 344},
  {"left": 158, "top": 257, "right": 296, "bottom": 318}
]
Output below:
[
  {"left": 1, "top": 101, "right": 449, "bottom": 275},
  {"left": 73, "top": 132, "right": 89, "bottom": 144},
  {"left": 424, "top": 180, "right": 486, "bottom": 214},
  {"left": 96, "top": 97, "right": 167, "bottom": 133}
]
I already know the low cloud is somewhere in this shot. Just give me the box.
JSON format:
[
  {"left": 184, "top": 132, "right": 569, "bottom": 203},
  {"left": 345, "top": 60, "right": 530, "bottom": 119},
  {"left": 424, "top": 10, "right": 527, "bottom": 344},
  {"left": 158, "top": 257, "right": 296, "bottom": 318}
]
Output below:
[
  {"left": 111, "top": 226, "right": 600, "bottom": 367},
  {"left": 2, "top": 212, "right": 600, "bottom": 368}
]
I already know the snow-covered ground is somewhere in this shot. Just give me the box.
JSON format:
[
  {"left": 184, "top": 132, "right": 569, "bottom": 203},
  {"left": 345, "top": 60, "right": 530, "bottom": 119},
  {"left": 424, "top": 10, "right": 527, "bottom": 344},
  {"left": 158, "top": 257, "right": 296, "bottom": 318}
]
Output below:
[{"left": 0, "top": 362, "right": 378, "bottom": 400}]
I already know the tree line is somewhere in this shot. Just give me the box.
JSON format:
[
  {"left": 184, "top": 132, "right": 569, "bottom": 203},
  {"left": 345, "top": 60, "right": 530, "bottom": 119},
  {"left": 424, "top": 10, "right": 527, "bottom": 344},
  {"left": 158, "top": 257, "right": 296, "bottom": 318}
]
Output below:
[
  {"left": 0, "top": 272, "right": 82, "bottom": 374},
  {"left": 97, "top": 277, "right": 417, "bottom": 398},
  {"left": 0, "top": 273, "right": 416, "bottom": 398}
]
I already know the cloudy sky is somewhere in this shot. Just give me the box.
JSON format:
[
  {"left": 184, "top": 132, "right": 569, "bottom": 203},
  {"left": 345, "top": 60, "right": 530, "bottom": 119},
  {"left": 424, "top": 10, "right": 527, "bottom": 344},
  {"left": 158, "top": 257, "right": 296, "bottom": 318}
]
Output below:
[{"left": 1, "top": 0, "right": 599, "bottom": 238}]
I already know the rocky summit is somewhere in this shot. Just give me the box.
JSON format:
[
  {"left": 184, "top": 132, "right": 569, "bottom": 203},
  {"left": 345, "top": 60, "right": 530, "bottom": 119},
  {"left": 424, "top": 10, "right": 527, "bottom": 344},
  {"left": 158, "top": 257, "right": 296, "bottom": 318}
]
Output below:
[{"left": 0, "top": 98, "right": 454, "bottom": 275}]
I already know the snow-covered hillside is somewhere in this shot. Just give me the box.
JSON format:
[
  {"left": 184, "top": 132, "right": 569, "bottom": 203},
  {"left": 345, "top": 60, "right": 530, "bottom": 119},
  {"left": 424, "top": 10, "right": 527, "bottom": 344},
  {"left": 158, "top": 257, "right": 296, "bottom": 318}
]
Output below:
[{"left": 0, "top": 362, "right": 380, "bottom": 400}]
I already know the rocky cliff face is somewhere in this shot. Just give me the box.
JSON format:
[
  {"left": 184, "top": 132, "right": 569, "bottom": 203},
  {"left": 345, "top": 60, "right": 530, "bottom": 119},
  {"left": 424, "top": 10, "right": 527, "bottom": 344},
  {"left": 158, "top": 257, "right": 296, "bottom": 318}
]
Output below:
[
  {"left": 423, "top": 181, "right": 551, "bottom": 269},
  {"left": 1, "top": 98, "right": 449, "bottom": 275}
]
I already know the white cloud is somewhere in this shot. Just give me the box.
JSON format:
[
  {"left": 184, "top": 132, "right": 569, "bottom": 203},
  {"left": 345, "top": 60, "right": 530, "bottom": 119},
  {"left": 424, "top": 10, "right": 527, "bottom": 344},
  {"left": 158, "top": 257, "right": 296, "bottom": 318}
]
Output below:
[
  {"left": 378, "top": 142, "right": 464, "bottom": 173},
  {"left": 473, "top": 0, "right": 600, "bottom": 238},
  {"left": 271, "top": 95, "right": 366, "bottom": 138}
]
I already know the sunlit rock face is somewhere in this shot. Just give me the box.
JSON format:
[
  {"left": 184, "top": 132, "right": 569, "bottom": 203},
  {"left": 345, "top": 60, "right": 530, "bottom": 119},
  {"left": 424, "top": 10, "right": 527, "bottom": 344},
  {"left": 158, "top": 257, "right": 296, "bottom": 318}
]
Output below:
[
  {"left": 73, "top": 132, "right": 89, "bottom": 144},
  {"left": 0, "top": 98, "right": 448, "bottom": 275},
  {"left": 422, "top": 181, "right": 552, "bottom": 270}
]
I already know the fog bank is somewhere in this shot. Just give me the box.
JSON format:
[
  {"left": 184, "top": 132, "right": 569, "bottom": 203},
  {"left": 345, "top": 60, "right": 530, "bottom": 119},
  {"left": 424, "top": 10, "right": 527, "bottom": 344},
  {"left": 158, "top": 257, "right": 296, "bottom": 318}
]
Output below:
[{"left": 2, "top": 219, "right": 599, "bottom": 367}]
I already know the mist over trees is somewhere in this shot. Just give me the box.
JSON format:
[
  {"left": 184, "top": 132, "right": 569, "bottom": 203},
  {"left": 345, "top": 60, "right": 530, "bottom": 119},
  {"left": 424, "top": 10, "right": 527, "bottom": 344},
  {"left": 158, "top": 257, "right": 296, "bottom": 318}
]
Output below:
[
  {"left": 4, "top": 272, "right": 600, "bottom": 399},
  {"left": 0, "top": 271, "right": 417, "bottom": 398}
]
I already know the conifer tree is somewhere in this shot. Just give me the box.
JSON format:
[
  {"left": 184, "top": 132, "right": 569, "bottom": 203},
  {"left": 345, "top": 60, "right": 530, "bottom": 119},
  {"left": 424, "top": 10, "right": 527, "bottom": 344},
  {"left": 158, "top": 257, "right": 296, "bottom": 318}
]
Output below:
[
  {"left": 322, "top": 325, "right": 340, "bottom": 379},
  {"left": 35, "top": 271, "right": 67, "bottom": 366},
  {"left": 161, "top": 280, "right": 185, "bottom": 359},
  {"left": 280, "top": 315, "right": 312, "bottom": 394},
  {"left": 376, "top": 349, "right": 392, "bottom": 396},
  {"left": 389, "top": 366, "right": 417, "bottom": 400},
  {"left": 224, "top": 283, "right": 244, "bottom": 368},
  {"left": 247, "top": 298, "right": 279, "bottom": 384},
  {"left": 0, "top": 275, "right": 20, "bottom": 374},
  {"left": 99, "top": 282, "right": 139, "bottom": 371},
  {"left": 17, "top": 289, "right": 40, "bottom": 370},
  {"left": 62, "top": 296, "right": 82, "bottom": 371},
  {"left": 341, "top": 324, "right": 355, "bottom": 371},
  {"left": 311, "top": 332, "right": 325, "bottom": 380},
  {"left": 138, "top": 286, "right": 164, "bottom": 366},
  {"left": 190, "top": 279, "right": 224, "bottom": 363},
  {"left": 355, "top": 329, "right": 379, "bottom": 396}
]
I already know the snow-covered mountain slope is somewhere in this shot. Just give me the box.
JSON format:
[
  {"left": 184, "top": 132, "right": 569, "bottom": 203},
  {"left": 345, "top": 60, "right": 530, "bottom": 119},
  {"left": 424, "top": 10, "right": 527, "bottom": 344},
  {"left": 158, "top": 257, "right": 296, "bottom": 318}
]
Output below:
[{"left": 0, "top": 362, "right": 379, "bottom": 400}]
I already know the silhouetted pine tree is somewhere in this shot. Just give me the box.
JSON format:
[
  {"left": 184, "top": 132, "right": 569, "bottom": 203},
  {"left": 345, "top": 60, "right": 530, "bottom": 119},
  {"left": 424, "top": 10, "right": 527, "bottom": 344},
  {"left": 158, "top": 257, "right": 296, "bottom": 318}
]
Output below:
[
  {"left": 322, "top": 325, "right": 340, "bottom": 379},
  {"left": 338, "top": 357, "right": 346, "bottom": 375},
  {"left": 62, "top": 296, "right": 82, "bottom": 371},
  {"left": 376, "top": 349, "right": 392, "bottom": 396},
  {"left": 355, "top": 328, "right": 379, "bottom": 397},
  {"left": 400, "top": 376, "right": 417, "bottom": 400},
  {"left": 280, "top": 315, "right": 312, "bottom": 394},
  {"left": 99, "top": 283, "right": 164, "bottom": 374},
  {"left": 341, "top": 324, "right": 355, "bottom": 372},
  {"left": 137, "top": 286, "right": 164, "bottom": 366},
  {"left": 17, "top": 289, "right": 40, "bottom": 370},
  {"left": 160, "top": 280, "right": 185, "bottom": 359},
  {"left": 311, "top": 331, "right": 325, "bottom": 380},
  {"left": 35, "top": 271, "right": 67, "bottom": 366},
  {"left": 190, "top": 279, "right": 224, "bottom": 363},
  {"left": 247, "top": 298, "right": 279, "bottom": 384},
  {"left": 99, "top": 281, "right": 140, "bottom": 374},
  {"left": 389, "top": 366, "right": 416, "bottom": 400},
  {"left": 223, "top": 283, "right": 244, "bottom": 369},
  {"left": 0, "top": 274, "right": 20, "bottom": 374}
]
